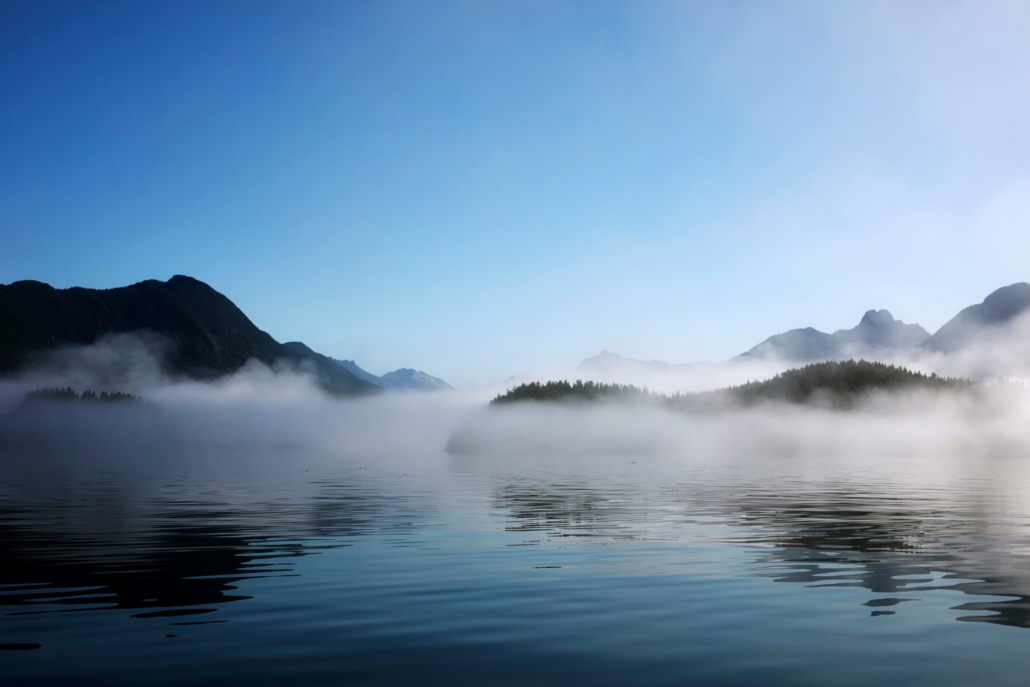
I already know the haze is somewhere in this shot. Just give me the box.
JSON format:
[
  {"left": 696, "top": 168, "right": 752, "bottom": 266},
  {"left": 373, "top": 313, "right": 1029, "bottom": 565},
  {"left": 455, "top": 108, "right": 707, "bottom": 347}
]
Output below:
[
  {"left": 7, "top": 5, "right": 1030, "bottom": 681},
  {"left": 3, "top": 1, "right": 1030, "bottom": 385},
  {"left": 3, "top": 322, "right": 1030, "bottom": 467}
]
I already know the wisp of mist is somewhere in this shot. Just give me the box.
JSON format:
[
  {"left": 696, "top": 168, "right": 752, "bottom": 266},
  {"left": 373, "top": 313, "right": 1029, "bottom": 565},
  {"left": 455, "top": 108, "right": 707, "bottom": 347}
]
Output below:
[{"left": 3, "top": 326, "right": 1030, "bottom": 475}]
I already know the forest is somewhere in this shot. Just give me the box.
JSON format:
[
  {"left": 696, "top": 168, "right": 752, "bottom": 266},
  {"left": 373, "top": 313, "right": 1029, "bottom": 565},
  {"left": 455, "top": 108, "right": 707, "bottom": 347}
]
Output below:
[
  {"left": 491, "top": 360, "right": 970, "bottom": 410},
  {"left": 22, "top": 387, "right": 141, "bottom": 404}
]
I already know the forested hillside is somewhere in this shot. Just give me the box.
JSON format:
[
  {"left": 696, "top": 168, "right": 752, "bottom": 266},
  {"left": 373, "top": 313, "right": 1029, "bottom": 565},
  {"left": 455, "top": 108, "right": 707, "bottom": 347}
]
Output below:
[{"left": 491, "top": 360, "right": 969, "bottom": 409}]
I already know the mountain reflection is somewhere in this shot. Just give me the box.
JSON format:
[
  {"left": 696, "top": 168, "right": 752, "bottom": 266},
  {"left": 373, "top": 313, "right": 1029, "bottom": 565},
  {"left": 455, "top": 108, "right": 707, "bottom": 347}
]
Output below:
[
  {"left": 0, "top": 457, "right": 429, "bottom": 620},
  {"left": 491, "top": 469, "right": 1030, "bottom": 630},
  {"left": 7, "top": 447, "right": 1030, "bottom": 641},
  {"left": 723, "top": 490, "right": 1030, "bottom": 629}
]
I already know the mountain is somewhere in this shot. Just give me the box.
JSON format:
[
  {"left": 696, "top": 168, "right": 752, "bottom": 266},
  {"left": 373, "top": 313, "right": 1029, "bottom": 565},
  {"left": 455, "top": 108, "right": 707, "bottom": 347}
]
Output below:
[
  {"left": 583, "top": 312, "right": 932, "bottom": 372},
  {"left": 279, "top": 342, "right": 381, "bottom": 394},
  {"left": 0, "top": 275, "right": 378, "bottom": 394},
  {"left": 579, "top": 285, "right": 1029, "bottom": 374},
  {"left": 330, "top": 359, "right": 382, "bottom": 385},
  {"left": 379, "top": 368, "right": 452, "bottom": 391},
  {"left": 738, "top": 309, "right": 930, "bottom": 361},
  {"left": 579, "top": 350, "right": 695, "bottom": 374},
  {"left": 922, "top": 283, "right": 1030, "bottom": 353},
  {"left": 833, "top": 309, "right": 930, "bottom": 348},
  {"left": 329, "top": 358, "right": 452, "bottom": 391}
]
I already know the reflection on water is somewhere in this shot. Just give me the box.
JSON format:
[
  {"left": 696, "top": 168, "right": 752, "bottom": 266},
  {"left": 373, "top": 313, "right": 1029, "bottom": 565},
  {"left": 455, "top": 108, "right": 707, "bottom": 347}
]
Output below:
[
  {"left": 722, "top": 487, "right": 1030, "bottom": 629},
  {"left": 489, "top": 461, "right": 1030, "bottom": 630},
  {"left": 3, "top": 447, "right": 1030, "bottom": 684},
  {"left": 0, "top": 452, "right": 432, "bottom": 621}
]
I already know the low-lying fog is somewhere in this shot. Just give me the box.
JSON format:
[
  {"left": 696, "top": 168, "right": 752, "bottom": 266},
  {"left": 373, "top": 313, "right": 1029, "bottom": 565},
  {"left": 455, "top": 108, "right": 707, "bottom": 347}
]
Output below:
[
  {"left": 2, "top": 328, "right": 1030, "bottom": 467},
  {"left": 8, "top": 330, "right": 1030, "bottom": 632}
]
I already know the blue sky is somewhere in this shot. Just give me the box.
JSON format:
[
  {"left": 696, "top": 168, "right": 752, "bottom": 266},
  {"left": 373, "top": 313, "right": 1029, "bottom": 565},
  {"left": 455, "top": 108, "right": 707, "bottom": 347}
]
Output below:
[{"left": 2, "top": 1, "right": 1029, "bottom": 385}]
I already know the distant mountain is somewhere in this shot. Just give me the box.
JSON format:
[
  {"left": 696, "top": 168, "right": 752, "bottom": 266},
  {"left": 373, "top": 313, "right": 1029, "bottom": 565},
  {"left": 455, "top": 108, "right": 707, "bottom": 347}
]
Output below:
[
  {"left": 738, "top": 309, "right": 930, "bottom": 361},
  {"left": 834, "top": 309, "right": 930, "bottom": 348},
  {"left": 379, "top": 368, "right": 452, "bottom": 391},
  {"left": 922, "top": 283, "right": 1030, "bottom": 353},
  {"left": 581, "top": 311, "right": 932, "bottom": 374},
  {"left": 580, "top": 285, "right": 1030, "bottom": 375},
  {"left": 579, "top": 350, "right": 694, "bottom": 374},
  {"left": 330, "top": 359, "right": 381, "bottom": 385},
  {"left": 329, "top": 358, "right": 452, "bottom": 391},
  {"left": 0, "top": 276, "right": 378, "bottom": 395},
  {"left": 577, "top": 351, "right": 708, "bottom": 382},
  {"left": 739, "top": 327, "right": 836, "bottom": 361},
  {"left": 280, "top": 343, "right": 381, "bottom": 394}
]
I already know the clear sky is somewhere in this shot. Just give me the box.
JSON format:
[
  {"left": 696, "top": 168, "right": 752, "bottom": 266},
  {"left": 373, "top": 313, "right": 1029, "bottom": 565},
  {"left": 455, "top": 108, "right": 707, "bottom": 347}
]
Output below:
[{"left": 2, "top": 0, "right": 1029, "bottom": 386}]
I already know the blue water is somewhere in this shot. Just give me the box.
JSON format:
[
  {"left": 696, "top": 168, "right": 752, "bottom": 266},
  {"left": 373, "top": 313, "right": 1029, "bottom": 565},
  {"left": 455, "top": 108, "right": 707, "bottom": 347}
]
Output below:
[{"left": 2, "top": 447, "right": 1029, "bottom": 685}]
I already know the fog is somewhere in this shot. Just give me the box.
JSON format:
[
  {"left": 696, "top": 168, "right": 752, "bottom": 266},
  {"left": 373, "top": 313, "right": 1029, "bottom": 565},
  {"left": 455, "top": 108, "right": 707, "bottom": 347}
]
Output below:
[
  {"left": 7, "top": 327, "right": 1030, "bottom": 632},
  {"left": 0, "top": 333, "right": 473, "bottom": 459},
  {"left": 3, "top": 326, "right": 1030, "bottom": 467}
]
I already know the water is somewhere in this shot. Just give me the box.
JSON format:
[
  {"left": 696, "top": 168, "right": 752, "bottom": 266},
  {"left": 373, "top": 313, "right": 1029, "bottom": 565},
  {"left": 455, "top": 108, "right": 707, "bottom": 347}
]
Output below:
[{"left": 2, "top": 447, "right": 1030, "bottom": 685}]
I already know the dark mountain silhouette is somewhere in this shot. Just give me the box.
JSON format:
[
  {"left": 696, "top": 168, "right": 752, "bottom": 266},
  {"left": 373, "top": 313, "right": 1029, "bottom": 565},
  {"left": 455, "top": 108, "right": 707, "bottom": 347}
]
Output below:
[
  {"left": 738, "top": 309, "right": 929, "bottom": 361},
  {"left": 280, "top": 342, "right": 381, "bottom": 394},
  {"left": 330, "top": 359, "right": 382, "bottom": 385},
  {"left": 329, "top": 358, "right": 452, "bottom": 391},
  {"left": 922, "top": 283, "right": 1030, "bottom": 353},
  {"left": 0, "top": 276, "right": 377, "bottom": 394}
]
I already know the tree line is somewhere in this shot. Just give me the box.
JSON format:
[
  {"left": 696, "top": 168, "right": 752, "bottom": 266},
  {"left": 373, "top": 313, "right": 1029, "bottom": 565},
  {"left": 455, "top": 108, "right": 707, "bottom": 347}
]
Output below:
[
  {"left": 491, "top": 360, "right": 971, "bottom": 410},
  {"left": 23, "top": 387, "right": 141, "bottom": 404}
]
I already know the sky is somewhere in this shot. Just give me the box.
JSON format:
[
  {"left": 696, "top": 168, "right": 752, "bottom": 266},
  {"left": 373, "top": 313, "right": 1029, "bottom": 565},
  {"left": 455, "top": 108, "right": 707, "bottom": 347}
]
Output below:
[{"left": 2, "top": 0, "right": 1029, "bottom": 386}]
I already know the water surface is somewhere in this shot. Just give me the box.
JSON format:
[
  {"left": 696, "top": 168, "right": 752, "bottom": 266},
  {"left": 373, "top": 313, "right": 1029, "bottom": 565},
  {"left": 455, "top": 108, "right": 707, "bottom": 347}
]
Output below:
[{"left": 2, "top": 447, "right": 1030, "bottom": 685}]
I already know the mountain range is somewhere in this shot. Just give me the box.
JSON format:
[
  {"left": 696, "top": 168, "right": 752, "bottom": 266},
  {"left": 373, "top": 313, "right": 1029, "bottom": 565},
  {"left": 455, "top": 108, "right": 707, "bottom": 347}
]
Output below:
[
  {"left": 330, "top": 358, "right": 452, "bottom": 392},
  {"left": 580, "top": 350, "right": 702, "bottom": 375},
  {"left": 4, "top": 276, "right": 1027, "bottom": 391},
  {"left": 585, "top": 282, "right": 1030, "bottom": 370},
  {"left": 922, "top": 282, "right": 1030, "bottom": 353},
  {"left": 0, "top": 275, "right": 449, "bottom": 394},
  {"left": 737, "top": 309, "right": 931, "bottom": 361}
]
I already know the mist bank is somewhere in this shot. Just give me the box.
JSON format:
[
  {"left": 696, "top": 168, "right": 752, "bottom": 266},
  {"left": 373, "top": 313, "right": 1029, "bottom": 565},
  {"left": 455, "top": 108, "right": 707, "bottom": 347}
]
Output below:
[
  {"left": 450, "top": 362, "right": 1028, "bottom": 458},
  {"left": 0, "top": 377, "right": 471, "bottom": 459},
  {"left": 3, "top": 318, "right": 1030, "bottom": 466},
  {"left": 0, "top": 335, "right": 474, "bottom": 458},
  {"left": 447, "top": 382, "right": 1030, "bottom": 458}
]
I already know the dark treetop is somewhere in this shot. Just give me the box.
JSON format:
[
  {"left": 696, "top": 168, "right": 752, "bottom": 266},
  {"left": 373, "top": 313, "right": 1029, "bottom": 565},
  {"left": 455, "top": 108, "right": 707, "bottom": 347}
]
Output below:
[
  {"left": 22, "top": 387, "right": 141, "bottom": 404},
  {"left": 491, "top": 360, "right": 970, "bottom": 410}
]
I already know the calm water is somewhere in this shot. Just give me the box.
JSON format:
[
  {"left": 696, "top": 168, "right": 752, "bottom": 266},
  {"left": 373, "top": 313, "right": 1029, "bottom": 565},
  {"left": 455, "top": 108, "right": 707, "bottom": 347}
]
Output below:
[{"left": 2, "top": 446, "right": 1030, "bottom": 685}]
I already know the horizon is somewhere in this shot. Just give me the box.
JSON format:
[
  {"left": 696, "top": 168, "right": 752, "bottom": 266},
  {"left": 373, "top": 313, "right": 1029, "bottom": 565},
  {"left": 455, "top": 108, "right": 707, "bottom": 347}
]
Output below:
[
  {"left": 3, "top": 1, "right": 1029, "bottom": 385},
  {"left": 7, "top": 5, "right": 1030, "bottom": 681},
  {"left": 5, "top": 272, "right": 1027, "bottom": 384}
]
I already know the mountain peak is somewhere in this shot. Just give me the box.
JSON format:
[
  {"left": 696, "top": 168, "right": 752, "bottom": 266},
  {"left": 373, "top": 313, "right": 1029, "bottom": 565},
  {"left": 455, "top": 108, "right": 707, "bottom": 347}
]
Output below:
[
  {"left": 0, "top": 277, "right": 377, "bottom": 395},
  {"left": 858, "top": 309, "right": 896, "bottom": 327},
  {"left": 329, "top": 358, "right": 452, "bottom": 391},
  {"left": 167, "top": 274, "right": 205, "bottom": 286},
  {"left": 923, "top": 282, "right": 1030, "bottom": 353},
  {"left": 979, "top": 282, "right": 1030, "bottom": 322},
  {"left": 378, "top": 368, "right": 453, "bottom": 391},
  {"left": 282, "top": 341, "right": 315, "bottom": 356},
  {"left": 740, "top": 308, "right": 928, "bottom": 361},
  {"left": 582, "top": 350, "right": 626, "bottom": 365}
]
